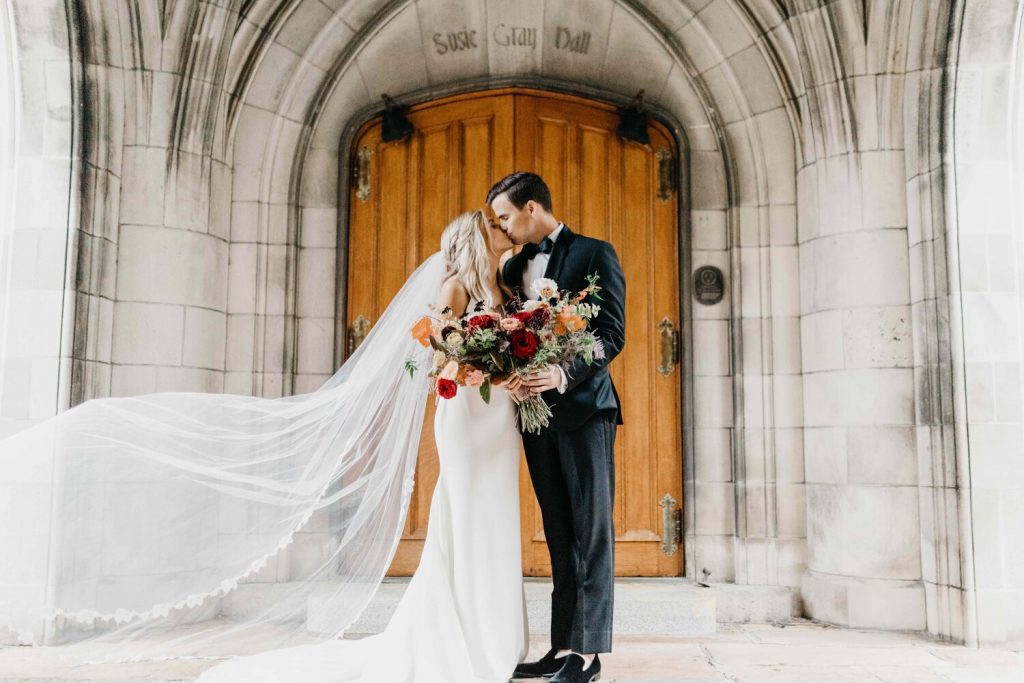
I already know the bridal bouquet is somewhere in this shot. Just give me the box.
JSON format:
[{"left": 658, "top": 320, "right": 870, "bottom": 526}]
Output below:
[{"left": 407, "top": 275, "right": 606, "bottom": 433}]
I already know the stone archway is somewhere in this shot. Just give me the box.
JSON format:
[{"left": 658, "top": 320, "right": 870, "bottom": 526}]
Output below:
[{"left": 263, "top": 0, "right": 803, "bottom": 599}]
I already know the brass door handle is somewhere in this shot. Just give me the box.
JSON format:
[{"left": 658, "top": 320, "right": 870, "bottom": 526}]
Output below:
[
  {"left": 659, "top": 493, "right": 681, "bottom": 556},
  {"left": 348, "top": 314, "right": 370, "bottom": 355},
  {"left": 658, "top": 317, "right": 680, "bottom": 376}
]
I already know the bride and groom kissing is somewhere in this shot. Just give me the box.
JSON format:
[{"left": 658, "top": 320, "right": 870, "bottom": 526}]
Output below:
[{"left": 200, "top": 171, "right": 626, "bottom": 682}]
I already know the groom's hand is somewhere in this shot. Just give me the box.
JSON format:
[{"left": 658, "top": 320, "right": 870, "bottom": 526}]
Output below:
[{"left": 523, "top": 365, "right": 565, "bottom": 394}]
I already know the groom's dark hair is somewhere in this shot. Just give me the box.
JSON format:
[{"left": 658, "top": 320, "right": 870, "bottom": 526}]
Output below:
[{"left": 486, "top": 172, "right": 553, "bottom": 212}]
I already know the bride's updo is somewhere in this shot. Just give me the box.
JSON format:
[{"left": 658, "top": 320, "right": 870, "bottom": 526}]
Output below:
[{"left": 440, "top": 210, "right": 498, "bottom": 309}]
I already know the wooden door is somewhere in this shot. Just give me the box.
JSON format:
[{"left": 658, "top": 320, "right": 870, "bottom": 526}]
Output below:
[
  {"left": 345, "top": 95, "right": 515, "bottom": 573},
  {"left": 345, "top": 89, "right": 682, "bottom": 577}
]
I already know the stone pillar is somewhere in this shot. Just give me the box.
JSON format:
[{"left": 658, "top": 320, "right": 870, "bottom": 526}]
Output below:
[
  {"left": 797, "top": 146, "right": 924, "bottom": 629},
  {"left": 109, "top": 6, "right": 232, "bottom": 398}
]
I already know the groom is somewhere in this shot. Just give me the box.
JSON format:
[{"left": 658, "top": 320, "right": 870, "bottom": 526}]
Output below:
[{"left": 488, "top": 172, "right": 625, "bottom": 683}]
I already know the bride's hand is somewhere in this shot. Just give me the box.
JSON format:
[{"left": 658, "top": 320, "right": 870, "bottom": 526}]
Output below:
[
  {"left": 507, "top": 386, "right": 529, "bottom": 404},
  {"left": 491, "top": 374, "right": 522, "bottom": 389}
]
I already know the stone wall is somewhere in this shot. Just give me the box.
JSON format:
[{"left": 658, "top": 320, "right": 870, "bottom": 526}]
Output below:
[
  {"left": 0, "top": 1, "right": 77, "bottom": 435},
  {"left": 945, "top": 0, "right": 1024, "bottom": 648},
  {"left": 0, "top": 0, "right": 80, "bottom": 642}
]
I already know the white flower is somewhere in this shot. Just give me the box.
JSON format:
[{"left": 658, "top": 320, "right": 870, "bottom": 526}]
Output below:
[
  {"left": 432, "top": 350, "right": 447, "bottom": 369},
  {"left": 522, "top": 299, "right": 545, "bottom": 311},
  {"left": 447, "top": 332, "right": 465, "bottom": 348},
  {"left": 530, "top": 277, "right": 559, "bottom": 300}
]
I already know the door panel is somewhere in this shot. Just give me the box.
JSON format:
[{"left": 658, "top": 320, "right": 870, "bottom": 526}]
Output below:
[
  {"left": 513, "top": 94, "right": 683, "bottom": 577},
  {"left": 346, "top": 89, "right": 682, "bottom": 577}
]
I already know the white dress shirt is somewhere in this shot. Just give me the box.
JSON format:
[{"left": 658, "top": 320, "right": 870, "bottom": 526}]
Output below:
[
  {"left": 523, "top": 223, "right": 569, "bottom": 394},
  {"left": 523, "top": 223, "right": 564, "bottom": 292}
]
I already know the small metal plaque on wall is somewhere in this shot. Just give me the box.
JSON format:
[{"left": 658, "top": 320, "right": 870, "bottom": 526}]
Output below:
[{"left": 693, "top": 265, "right": 725, "bottom": 305}]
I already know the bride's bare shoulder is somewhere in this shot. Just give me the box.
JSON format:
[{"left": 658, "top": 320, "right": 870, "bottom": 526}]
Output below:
[{"left": 437, "top": 277, "right": 469, "bottom": 316}]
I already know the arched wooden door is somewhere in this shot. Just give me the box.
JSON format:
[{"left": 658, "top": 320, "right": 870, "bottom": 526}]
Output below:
[{"left": 345, "top": 89, "right": 683, "bottom": 577}]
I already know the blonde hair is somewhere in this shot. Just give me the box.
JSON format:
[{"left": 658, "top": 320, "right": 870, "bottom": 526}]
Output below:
[{"left": 440, "top": 210, "right": 497, "bottom": 309}]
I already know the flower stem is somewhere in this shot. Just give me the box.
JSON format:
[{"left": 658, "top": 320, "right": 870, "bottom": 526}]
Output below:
[{"left": 517, "top": 396, "right": 553, "bottom": 435}]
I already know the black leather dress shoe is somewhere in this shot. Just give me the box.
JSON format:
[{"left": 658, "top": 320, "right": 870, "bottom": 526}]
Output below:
[
  {"left": 550, "top": 654, "right": 601, "bottom": 682},
  {"left": 513, "top": 648, "right": 565, "bottom": 678}
]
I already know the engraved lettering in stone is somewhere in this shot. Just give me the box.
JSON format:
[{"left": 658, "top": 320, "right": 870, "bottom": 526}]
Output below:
[
  {"left": 432, "top": 28, "right": 479, "bottom": 55},
  {"left": 493, "top": 23, "right": 537, "bottom": 50},
  {"left": 554, "top": 26, "right": 591, "bottom": 55}
]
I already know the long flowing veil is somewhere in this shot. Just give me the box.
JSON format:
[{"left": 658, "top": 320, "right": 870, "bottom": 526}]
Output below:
[{"left": 0, "top": 252, "right": 446, "bottom": 662}]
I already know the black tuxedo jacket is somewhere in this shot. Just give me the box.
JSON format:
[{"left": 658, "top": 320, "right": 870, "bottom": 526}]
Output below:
[{"left": 502, "top": 227, "right": 626, "bottom": 432}]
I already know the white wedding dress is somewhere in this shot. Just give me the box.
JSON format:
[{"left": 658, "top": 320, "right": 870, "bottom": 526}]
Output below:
[{"left": 198, "top": 347, "right": 528, "bottom": 682}]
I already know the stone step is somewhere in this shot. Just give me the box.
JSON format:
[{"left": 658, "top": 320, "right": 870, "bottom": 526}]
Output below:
[{"left": 226, "top": 579, "right": 797, "bottom": 638}]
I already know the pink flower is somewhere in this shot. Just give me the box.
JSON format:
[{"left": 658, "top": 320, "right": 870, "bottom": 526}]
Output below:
[
  {"left": 465, "top": 370, "right": 485, "bottom": 388},
  {"left": 440, "top": 360, "right": 459, "bottom": 380},
  {"left": 500, "top": 317, "right": 523, "bottom": 332}
]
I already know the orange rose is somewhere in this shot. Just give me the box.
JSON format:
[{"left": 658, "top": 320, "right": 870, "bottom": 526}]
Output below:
[
  {"left": 410, "top": 316, "right": 435, "bottom": 347},
  {"left": 566, "top": 315, "right": 586, "bottom": 333},
  {"left": 554, "top": 310, "right": 585, "bottom": 335}
]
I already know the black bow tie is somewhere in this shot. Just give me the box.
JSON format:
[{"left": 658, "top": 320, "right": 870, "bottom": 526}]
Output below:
[{"left": 523, "top": 237, "right": 554, "bottom": 259}]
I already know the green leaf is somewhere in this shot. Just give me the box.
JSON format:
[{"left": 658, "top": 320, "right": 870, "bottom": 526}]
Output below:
[
  {"left": 480, "top": 379, "right": 491, "bottom": 404},
  {"left": 403, "top": 359, "right": 418, "bottom": 379}
]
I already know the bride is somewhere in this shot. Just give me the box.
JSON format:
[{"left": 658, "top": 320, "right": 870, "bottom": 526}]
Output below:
[
  {"left": 0, "top": 210, "right": 531, "bottom": 681},
  {"left": 198, "top": 210, "right": 526, "bottom": 682}
]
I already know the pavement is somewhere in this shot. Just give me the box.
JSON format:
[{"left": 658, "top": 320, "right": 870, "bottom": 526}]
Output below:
[{"left": 1, "top": 621, "right": 1022, "bottom": 682}]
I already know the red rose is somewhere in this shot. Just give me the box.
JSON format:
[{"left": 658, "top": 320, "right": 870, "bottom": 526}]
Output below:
[
  {"left": 467, "top": 315, "right": 497, "bottom": 331},
  {"left": 509, "top": 329, "right": 540, "bottom": 359},
  {"left": 436, "top": 378, "right": 458, "bottom": 399}
]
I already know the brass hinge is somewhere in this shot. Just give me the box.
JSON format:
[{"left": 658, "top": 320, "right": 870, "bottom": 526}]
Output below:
[
  {"left": 657, "top": 317, "right": 680, "bottom": 376},
  {"left": 354, "top": 146, "right": 373, "bottom": 203},
  {"left": 348, "top": 314, "right": 370, "bottom": 356},
  {"left": 659, "top": 493, "right": 681, "bottom": 556},
  {"left": 656, "top": 147, "right": 676, "bottom": 202}
]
